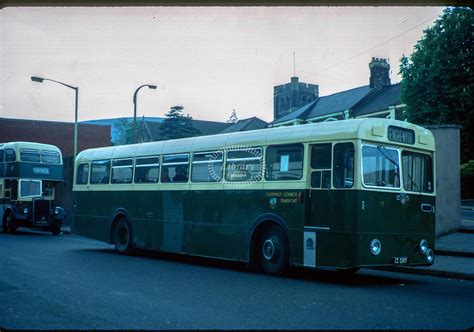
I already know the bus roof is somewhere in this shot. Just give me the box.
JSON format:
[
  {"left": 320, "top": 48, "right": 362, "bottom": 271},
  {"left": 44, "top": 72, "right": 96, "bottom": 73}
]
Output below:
[
  {"left": 76, "top": 118, "right": 435, "bottom": 162},
  {"left": 0, "top": 141, "right": 62, "bottom": 155}
]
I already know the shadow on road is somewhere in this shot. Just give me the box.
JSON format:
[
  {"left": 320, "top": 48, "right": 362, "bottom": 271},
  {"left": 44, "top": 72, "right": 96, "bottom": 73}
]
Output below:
[
  {"left": 75, "top": 246, "right": 416, "bottom": 287},
  {"left": 3, "top": 228, "right": 52, "bottom": 237}
]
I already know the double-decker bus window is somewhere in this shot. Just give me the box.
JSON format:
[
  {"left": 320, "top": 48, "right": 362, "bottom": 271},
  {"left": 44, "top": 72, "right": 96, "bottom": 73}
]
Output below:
[
  {"left": 135, "top": 157, "right": 160, "bottom": 183},
  {"left": 192, "top": 151, "right": 223, "bottom": 182},
  {"left": 41, "top": 150, "right": 61, "bottom": 164},
  {"left": 5, "top": 149, "right": 16, "bottom": 162},
  {"left": 90, "top": 160, "right": 111, "bottom": 184},
  {"left": 333, "top": 143, "right": 354, "bottom": 188},
  {"left": 76, "top": 163, "right": 90, "bottom": 185},
  {"left": 162, "top": 154, "right": 189, "bottom": 183},
  {"left": 265, "top": 144, "right": 304, "bottom": 181},
  {"left": 5, "top": 179, "right": 18, "bottom": 199},
  {"left": 20, "top": 149, "right": 41, "bottom": 162},
  {"left": 19, "top": 179, "right": 42, "bottom": 198},
  {"left": 225, "top": 147, "right": 262, "bottom": 182},
  {"left": 0, "top": 149, "right": 4, "bottom": 162},
  {"left": 112, "top": 159, "right": 133, "bottom": 184},
  {"left": 362, "top": 145, "right": 400, "bottom": 188},
  {"left": 311, "top": 144, "right": 332, "bottom": 189},
  {"left": 402, "top": 151, "right": 434, "bottom": 193}
]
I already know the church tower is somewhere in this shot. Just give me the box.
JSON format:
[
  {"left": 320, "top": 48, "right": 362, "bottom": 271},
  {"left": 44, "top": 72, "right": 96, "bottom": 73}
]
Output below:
[{"left": 273, "top": 77, "right": 318, "bottom": 120}]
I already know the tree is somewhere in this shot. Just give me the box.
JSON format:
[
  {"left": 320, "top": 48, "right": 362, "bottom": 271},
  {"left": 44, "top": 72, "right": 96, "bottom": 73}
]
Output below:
[
  {"left": 399, "top": 7, "right": 474, "bottom": 162},
  {"left": 158, "top": 105, "right": 202, "bottom": 140},
  {"left": 227, "top": 109, "right": 239, "bottom": 124},
  {"left": 114, "top": 117, "right": 151, "bottom": 145}
]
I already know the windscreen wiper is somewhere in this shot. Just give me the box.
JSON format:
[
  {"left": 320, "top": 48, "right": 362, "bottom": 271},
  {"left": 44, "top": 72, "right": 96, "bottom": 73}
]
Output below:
[{"left": 377, "top": 146, "right": 400, "bottom": 185}]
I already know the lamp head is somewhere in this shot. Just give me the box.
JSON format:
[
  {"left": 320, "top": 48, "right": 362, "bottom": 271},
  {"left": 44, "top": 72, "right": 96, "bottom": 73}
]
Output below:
[
  {"left": 148, "top": 85, "right": 157, "bottom": 89},
  {"left": 31, "top": 76, "right": 44, "bottom": 83}
]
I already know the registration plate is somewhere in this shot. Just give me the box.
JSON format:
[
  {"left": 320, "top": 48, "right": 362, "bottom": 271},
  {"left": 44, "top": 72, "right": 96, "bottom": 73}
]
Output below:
[{"left": 392, "top": 256, "right": 408, "bottom": 264}]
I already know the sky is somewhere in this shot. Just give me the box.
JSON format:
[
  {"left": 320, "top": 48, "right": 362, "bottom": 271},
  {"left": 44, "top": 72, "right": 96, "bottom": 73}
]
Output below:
[{"left": 0, "top": 6, "right": 444, "bottom": 124}]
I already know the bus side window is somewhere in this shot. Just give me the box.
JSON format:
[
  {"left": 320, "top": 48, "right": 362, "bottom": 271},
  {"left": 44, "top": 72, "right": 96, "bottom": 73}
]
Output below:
[
  {"left": 311, "top": 144, "right": 332, "bottom": 189},
  {"left": 0, "top": 149, "right": 4, "bottom": 162},
  {"left": 162, "top": 154, "right": 189, "bottom": 183},
  {"left": 225, "top": 147, "right": 263, "bottom": 182},
  {"left": 135, "top": 156, "right": 160, "bottom": 183},
  {"left": 111, "top": 159, "right": 133, "bottom": 184},
  {"left": 76, "top": 163, "right": 90, "bottom": 185},
  {"left": 333, "top": 143, "right": 354, "bottom": 188},
  {"left": 5, "top": 149, "right": 16, "bottom": 162},
  {"left": 90, "top": 160, "right": 111, "bottom": 184},
  {"left": 265, "top": 144, "right": 304, "bottom": 181},
  {"left": 191, "top": 151, "right": 223, "bottom": 182}
]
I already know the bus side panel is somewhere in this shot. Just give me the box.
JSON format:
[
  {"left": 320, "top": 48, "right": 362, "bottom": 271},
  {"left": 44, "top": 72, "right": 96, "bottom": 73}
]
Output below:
[
  {"left": 73, "top": 190, "right": 111, "bottom": 243},
  {"left": 309, "top": 190, "right": 357, "bottom": 268},
  {"left": 74, "top": 188, "right": 305, "bottom": 264}
]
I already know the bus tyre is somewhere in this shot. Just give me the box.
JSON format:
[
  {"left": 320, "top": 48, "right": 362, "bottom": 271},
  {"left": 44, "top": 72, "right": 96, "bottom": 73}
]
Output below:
[
  {"left": 4, "top": 211, "right": 17, "bottom": 234},
  {"left": 50, "top": 220, "right": 61, "bottom": 236},
  {"left": 259, "top": 225, "right": 289, "bottom": 276},
  {"left": 113, "top": 218, "right": 134, "bottom": 255}
]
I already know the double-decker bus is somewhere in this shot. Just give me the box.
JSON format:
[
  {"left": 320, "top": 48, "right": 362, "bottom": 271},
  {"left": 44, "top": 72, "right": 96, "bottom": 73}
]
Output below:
[
  {"left": 72, "top": 118, "right": 435, "bottom": 275},
  {"left": 0, "top": 142, "right": 66, "bottom": 235}
]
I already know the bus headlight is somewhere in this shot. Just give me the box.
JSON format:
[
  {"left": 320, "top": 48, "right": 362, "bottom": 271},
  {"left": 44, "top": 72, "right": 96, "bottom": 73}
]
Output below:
[
  {"left": 54, "top": 208, "right": 59, "bottom": 214},
  {"left": 419, "top": 239, "right": 428, "bottom": 254},
  {"left": 370, "top": 239, "right": 382, "bottom": 256},
  {"left": 23, "top": 208, "right": 29, "bottom": 214},
  {"left": 425, "top": 248, "right": 434, "bottom": 264}
]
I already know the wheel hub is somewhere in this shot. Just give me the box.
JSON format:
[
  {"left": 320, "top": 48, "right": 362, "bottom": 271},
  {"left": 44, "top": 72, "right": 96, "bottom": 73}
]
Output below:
[
  {"left": 118, "top": 226, "right": 129, "bottom": 247},
  {"left": 263, "top": 239, "right": 276, "bottom": 260}
]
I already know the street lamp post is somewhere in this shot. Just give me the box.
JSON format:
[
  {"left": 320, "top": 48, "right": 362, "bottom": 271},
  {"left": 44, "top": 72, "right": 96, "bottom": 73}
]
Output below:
[
  {"left": 133, "top": 84, "right": 157, "bottom": 144},
  {"left": 31, "top": 76, "right": 79, "bottom": 161}
]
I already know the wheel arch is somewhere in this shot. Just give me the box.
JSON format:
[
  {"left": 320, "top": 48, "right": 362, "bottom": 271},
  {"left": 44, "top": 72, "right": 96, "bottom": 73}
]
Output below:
[
  {"left": 109, "top": 208, "right": 132, "bottom": 244},
  {"left": 247, "top": 213, "right": 291, "bottom": 265}
]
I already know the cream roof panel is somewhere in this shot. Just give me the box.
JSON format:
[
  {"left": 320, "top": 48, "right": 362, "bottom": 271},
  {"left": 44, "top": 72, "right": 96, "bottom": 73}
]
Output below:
[
  {"left": 192, "top": 134, "right": 229, "bottom": 152},
  {"left": 161, "top": 137, "right": 196, "bottom": 155},
  {"left": 310, "top": 119, "right": 361, "bottom": 141},
  {"left": 134, "top": 141, "right": 164, "bottom": 157},
  {"left": 75, "top": 118, "right": 435, "bottom": 164},
  {"left": 265, "top": 124, "right": 313, "bottom": 144},
  {"left": 0, "top": 141, "right": 62, "bottom": 154},
  {"left": 226, "top": 129, "right": 267, "bottom": 147},
  {"left": 111, "top": 144, "right": 139, "bottom": 159}
]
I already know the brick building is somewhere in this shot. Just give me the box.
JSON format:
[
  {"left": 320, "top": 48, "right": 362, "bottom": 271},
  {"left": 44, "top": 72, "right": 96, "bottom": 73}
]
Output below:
[{"left": 0, "top": 117, "right": 111, "bottom": 157}]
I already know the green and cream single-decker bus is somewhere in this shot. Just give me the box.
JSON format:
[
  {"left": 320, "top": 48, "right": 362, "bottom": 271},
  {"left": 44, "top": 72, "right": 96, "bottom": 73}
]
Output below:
[{"left": 73, "top": 118, "right": 435, "bottom": 275}]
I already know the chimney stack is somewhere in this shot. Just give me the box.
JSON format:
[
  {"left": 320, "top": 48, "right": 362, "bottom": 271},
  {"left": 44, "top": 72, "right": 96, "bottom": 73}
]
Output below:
[{"left": 369, "top": 57, "right": 391, "bottom": 89}]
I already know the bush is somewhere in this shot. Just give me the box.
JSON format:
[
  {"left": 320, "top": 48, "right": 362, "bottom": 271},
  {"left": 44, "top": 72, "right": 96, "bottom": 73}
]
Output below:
[{"left": 461, "top": 160, "right": 474, "bottom": 198}]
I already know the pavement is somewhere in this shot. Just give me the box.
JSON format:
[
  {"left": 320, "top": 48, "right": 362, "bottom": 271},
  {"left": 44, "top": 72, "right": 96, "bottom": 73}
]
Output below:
[{"left": 59, "top": 204, "right": 474, "bottom": 281}]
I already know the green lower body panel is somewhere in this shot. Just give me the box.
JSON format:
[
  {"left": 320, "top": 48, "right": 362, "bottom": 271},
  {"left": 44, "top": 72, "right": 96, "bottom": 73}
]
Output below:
[{"left": 73, "top": 188, "right": 435, "bottom": 269}]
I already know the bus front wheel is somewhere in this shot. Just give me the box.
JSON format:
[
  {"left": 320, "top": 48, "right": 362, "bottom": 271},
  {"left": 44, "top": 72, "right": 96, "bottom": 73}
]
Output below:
[
  {"left": 259, "top": 225, "right": 289, "bottom": 276},
  {"left": 3, "top": 211, "right": 17, "bottom": 234},
  {"left": 50, "top": 220, "right": 61, "bottom": 236},
  {"left": 113, "top": 218, "right": 134, "bottom": 255}
]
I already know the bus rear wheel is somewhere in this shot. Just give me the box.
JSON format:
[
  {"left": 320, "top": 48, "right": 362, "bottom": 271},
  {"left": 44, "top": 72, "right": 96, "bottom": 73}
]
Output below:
[
  {"left": 113, "top": 218, "right": 134, "bottom": 255},
  {"left": 259, "top": 225, "right": 289, "bottom": 276}
]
